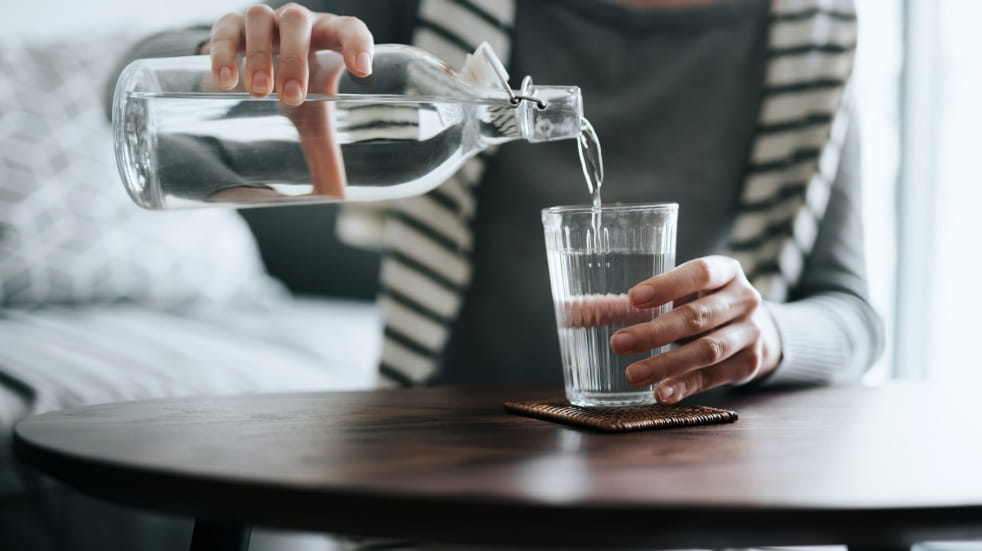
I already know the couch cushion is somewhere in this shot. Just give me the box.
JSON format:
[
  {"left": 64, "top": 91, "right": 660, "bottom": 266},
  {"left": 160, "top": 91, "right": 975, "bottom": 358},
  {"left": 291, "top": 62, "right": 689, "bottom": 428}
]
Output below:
[
  {"left": 0, "top": 35, "right": 282, "bottom": 307},
  {"left": 0, "top": 298, "right": 379, "bottom": 413},
  {"left": 0, "top": 296, "right": 380, "bottom": 495}
]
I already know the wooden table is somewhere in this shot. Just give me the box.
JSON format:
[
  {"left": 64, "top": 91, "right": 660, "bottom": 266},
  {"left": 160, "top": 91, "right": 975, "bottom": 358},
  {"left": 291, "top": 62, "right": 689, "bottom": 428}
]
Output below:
[{"left": 13, "top": 383, "right": 982, "bottom": 550}]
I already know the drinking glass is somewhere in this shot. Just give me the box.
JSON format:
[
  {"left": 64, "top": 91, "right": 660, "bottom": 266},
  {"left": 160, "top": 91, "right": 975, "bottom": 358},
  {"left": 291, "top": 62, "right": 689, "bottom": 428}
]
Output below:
[{"left": 542, "top": 203, "right": 678, "bottom": 407}]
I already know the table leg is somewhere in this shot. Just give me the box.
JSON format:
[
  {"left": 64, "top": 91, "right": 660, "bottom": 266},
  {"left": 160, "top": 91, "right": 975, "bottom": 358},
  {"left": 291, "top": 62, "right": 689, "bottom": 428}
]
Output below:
[{"left": 189, "top": 519, "right": 251, "bottom": 551}]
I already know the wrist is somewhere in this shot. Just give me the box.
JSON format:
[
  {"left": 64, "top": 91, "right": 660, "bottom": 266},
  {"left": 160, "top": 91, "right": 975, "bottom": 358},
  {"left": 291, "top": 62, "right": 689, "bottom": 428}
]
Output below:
[{"left": 754, "top": 304, "right": 783, "bottom": 381}]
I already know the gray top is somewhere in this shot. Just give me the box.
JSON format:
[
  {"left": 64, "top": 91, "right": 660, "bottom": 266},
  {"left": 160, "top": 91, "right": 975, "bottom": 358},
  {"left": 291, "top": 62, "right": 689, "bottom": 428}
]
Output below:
[
  {"left": 443, "top": 0, "right": 772, "bottom": 384},
  {"left": 113, "top": 0, "right": 884, "bottom": 387}
]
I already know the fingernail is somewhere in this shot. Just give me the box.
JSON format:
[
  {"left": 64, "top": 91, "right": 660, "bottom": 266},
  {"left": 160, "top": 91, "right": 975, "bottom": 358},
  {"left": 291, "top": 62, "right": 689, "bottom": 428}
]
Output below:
[
  {"left": 610, "top": 332, "right": 637, "bottom": 353},
  {"left": 657, "top": 384, "right": 676, "bottom": 402},
  {"left": 219, "top": 66, "right": 233, "bottom": 88},
  {"left": 283, "top": 80, "right": 303, "bottom": 105},
  {"left": 626, "top": 363, "right": 652, "bottom": 386},
  {"left": 252, "top": 71, "right": 269, "bottom": 93},
  {"left": 356, "top": 52, "right": 373, "bottom": 75},
  {"left": 629, "top": 284, "right": 656, "bottom": 305}
]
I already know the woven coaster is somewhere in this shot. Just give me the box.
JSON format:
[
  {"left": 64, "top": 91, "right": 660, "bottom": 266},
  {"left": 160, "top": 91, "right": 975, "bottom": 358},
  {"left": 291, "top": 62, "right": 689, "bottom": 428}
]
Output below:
[{"left": 504, "top": 398, "right": 737, "bottom": 433}]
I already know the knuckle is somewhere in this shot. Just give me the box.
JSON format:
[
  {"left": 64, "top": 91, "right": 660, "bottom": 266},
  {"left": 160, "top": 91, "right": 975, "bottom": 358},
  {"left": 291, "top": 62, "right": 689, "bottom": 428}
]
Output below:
[
  {"left": 748, "top": 322, "right": 762, "bottom": 342},
  {"left": 245, "top": 51, "right": 272, "bottom": 70},
  {"left": 682, "top": 303, "right": 712, "bottom": 334},
  {"left": 246, "top": 4, "right": 274, "bottom": 19},
  {"left": 675, "top": 373, "right": 705, "bottom": 399},
  {"left": 277, "top": 54, "right": 305, "bottom": 69},
  {"left": 699, "top": 369, "right": 716, "bottom": 391},
  {"left": 218, "top": 12, "right": 243, "bottom": 25},
  {"left": 739, "top": 347, "right": 763, "bottom": 382},
  {"left": 743, "top": 285, "right": 762, "bottom": 309},
  {"left": 278, "top": 4, "right": 308, "bottom": 23},
  {"left": 673, "top": 380, "right": 690, "bottom": 399},
  {"left": 209, "top": 36, "right": 236, "bottom": 51},
  {"left": 690, "top": 258, "right": 715, "bottom": 287},
  {"left": 278, "top": 2, "right": 304, "bottom": 12},
  {"left": 699, "top": 336, "right": 728, "bottom": 365},
  {"left": 212, "top": 14, "right": 244, "bottom": 41},
  {"left": 336, "top": 15, "right": 359, "bottom": 27},
  {"left": 747, "top": 346, "right": 763, "bottom": 370},
  {"left": 337, "top": 15, "right": 369, "bottom": 34}
]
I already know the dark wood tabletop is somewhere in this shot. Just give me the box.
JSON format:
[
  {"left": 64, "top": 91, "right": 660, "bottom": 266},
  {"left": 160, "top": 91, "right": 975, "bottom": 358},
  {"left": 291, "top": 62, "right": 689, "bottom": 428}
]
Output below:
[{"left": 13, "top": 382, "right": 982, "bottom": 550}]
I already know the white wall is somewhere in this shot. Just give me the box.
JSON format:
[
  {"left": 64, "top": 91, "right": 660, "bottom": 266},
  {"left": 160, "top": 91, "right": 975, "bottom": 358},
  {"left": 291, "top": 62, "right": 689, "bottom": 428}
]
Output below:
[
  {"left": 853, "top": 0, "right": 902, "bottom": 381},
  {"left": 927, "top": 0, "right": 982, "bottom": 384},
  {"left": 1, "top": 0, "right": 243, "bottom": 40}
]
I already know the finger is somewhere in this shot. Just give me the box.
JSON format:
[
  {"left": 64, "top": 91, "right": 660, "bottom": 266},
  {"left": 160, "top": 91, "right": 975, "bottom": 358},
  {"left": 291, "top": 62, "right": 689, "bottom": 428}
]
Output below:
[
  {"left": 311, "top": 14, "right": 375, "bottom": 76},
  {"left": 628, "top": 256, "right": 742, "bottom": 309},
  {"left": 244, "top": 4, "right": 277, "bottom": 96},
  {"left": 624, "top": 320, "right": 761, "bottom": 387},
  {"left": 210, "top": 12, "right": 244, "bottom": 89},
  {"left": 654, "top": 344, "right": 765, "bottom": 404},
  {"left": 610, "top": 279, "right": 761, "bottom": 355},
  {"left": 275, "top": 3, "right": 312, "bottom": 106}
]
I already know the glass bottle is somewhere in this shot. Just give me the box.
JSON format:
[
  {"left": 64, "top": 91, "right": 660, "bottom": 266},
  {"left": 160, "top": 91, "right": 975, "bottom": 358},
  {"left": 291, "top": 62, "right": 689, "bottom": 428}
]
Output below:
[{"left": 112, "top": 43, "right": 583, "bottom": 209}]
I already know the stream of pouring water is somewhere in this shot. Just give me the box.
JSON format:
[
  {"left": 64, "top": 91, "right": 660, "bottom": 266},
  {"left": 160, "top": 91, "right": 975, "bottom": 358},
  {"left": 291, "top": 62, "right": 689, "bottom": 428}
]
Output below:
[{"left": 577, "top": 117, "right": 604, "bottom": 210}]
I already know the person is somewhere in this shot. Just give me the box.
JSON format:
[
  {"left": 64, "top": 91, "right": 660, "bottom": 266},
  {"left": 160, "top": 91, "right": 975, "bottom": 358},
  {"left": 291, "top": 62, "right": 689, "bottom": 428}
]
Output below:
[{"left": 115, "top": 0, "right": 883, "bottom": 404}]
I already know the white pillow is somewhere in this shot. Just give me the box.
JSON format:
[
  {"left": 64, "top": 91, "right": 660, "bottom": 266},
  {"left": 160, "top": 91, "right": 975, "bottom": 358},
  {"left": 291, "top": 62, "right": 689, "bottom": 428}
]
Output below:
[{"left": 0, "top": 36, "right": 284, "bottom": 307}]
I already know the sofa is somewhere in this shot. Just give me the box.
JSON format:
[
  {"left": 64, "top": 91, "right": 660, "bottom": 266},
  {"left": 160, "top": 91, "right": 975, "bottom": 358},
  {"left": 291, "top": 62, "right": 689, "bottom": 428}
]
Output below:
[{"left": 0, "top": 33, "right": 383, "bottom": 550}]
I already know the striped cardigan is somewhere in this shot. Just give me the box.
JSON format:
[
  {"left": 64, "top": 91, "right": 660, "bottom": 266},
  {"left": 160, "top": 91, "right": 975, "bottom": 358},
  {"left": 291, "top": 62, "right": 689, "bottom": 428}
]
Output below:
[{"left": 337, "top": 0, "right": 857, "bottom": 388}]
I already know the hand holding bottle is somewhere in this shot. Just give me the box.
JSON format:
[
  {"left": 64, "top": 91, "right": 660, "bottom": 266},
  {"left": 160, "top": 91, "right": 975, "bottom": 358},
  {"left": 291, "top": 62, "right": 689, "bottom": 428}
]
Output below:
[
  {"left": 282, "top": 56, "right": 348, "bottom": 199},
  {"left": 114, "top": 41, "right": 583, "bottom": 208},
  {"left": 207, "top": 54, "right": 349, "bottom": 204},
  {"left": 202, "top": 3, "right": 375, "bottom": 107},
  {"left": 196, "top": 3, "right": 368, "bottom": 201}
]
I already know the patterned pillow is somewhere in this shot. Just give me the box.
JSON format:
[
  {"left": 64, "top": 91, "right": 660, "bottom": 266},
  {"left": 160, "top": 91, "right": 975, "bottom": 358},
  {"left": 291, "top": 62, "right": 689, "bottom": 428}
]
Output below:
[{"left": 0, "top": 36, "right": 283, "bottom": 307}]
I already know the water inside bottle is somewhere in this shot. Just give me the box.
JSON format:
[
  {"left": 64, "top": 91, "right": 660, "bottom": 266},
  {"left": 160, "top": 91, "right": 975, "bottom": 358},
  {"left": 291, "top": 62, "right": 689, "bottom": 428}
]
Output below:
[{"left": 118, "top": 92, "right": 521, "bottom": 209}]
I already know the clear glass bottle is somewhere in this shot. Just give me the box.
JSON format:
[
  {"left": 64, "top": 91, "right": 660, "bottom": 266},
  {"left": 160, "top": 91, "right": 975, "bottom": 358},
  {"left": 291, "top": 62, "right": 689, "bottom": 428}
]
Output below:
[{"left": 112, "top": 43, "right": 583, "bottom": 209}]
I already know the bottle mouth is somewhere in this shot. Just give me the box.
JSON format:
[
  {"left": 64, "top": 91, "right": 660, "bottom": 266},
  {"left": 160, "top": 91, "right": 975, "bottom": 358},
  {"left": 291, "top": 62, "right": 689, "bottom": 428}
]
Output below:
[{"left": 517, "top": 77, "right": 583, "bottom": 143}]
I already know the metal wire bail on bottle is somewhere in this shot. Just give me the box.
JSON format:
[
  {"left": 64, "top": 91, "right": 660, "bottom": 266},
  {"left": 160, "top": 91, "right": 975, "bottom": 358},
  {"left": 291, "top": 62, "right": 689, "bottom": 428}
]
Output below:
[
  {"left": 486, "top": 56, "right": 547, "bottom": 110},
  {"left": 509, "top": 91, "right": 547, "bottom": 109}
]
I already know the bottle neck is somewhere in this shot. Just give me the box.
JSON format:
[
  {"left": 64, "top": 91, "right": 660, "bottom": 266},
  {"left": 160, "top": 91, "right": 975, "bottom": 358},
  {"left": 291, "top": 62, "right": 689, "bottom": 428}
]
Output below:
[{"left": 460, "top": 48, "right": 583, "bottom": 145}]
